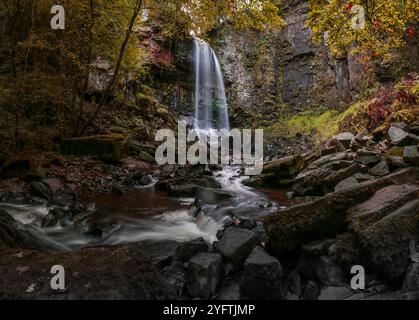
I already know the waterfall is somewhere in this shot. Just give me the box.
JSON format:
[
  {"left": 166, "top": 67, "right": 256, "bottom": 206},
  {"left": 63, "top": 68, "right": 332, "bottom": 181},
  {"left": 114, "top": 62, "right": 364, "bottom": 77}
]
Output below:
[{"left": 193, "top": 39, "right": 230, "bottom": 130}]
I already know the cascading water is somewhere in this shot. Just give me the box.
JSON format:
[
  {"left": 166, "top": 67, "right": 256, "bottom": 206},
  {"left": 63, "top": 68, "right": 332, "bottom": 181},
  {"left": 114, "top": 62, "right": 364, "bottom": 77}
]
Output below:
[{"left": 193, "top": 39, "right": 230, "bottom": 130}]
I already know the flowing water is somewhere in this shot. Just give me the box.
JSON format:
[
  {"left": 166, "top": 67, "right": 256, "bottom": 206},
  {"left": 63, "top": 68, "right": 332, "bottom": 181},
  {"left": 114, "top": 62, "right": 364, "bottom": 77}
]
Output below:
[{"left": 193, "top": 38, "right": 230, "bottom": 130}]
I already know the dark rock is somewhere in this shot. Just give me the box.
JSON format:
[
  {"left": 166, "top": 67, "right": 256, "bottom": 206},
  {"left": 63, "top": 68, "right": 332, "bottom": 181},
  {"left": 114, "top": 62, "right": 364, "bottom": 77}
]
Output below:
[
  {"left": 334, "top": 176, "right": 360, "bottom": 192},
  {"left": 355, "top": 155, "right": 381, "bottom": 166},
  {"left": 303, "top": 280, "right": 319, "bottom": 300},
  {"left": 401, "top": 263, "right": 419, "bottom": 294},
  {"left": 333, "top": 133, "right": 355, "bottom": 148},
  {"left": 157, "top": 176, "right": 222, "bottom": 197},
  {"left": 216, "top": 227, "right": 258, "bottom": 269},
  {"left": 215, "top": 279, "right": 241, "bottom": 300},
  {"left": 388, "top": 126, "right": 409, "bottom": 145},
  {"left": 313, "top": 256, "right": 345, "bottom": 285},
  {"left": 28, "top": 181, "right": 52, "bottom": 200},
  {"left": 318, "top": 286, "right": 353, "bottom": 300},
  {"left": 195, "top": 188, "right": 232, "bottom": 205},
  {"left": 328, "top": 233, "right": 360, "bottom": 272},
  {"left": 139, "top": 174, "right": 153, "bottom": 186},
  {"left": 385, "top": 146, "right": 404, "bottom": 157},
  {"left": 302, "top": 239, "right": 336, "bottom": 256},
  {"left": 187, "top": 252, "right": 223, "bottom": 299},
  {"left": 323, "top": 163, "right": 367, "bottom": 190},
  {"left": 1, "top": 153, "right": 33, "bottom": 178},
  {"left": 239, "top": 219, "right": 257, "bottom": 229},
  {"left": 266, "top": 168, "right": 419, "bottom": 255},
  {"left": 240, "top": 247, "right": 284, "bottom": 300},
  {"left": 0, "top": 209, "right": 32, "bottom": 249},
  {"left": 41, "top": 208, "right": 71, "bottom": 227},
  {"left": 162, "top": 262, "right": 187, "bottom": 298},
  {"left": 350, "top": 198, "right": 419, "bottom": 283},
  {"left": 175, "top": 238, "right": 209, "bottom": 262},
  {"left": 137, "top": 240, "right": 180, "bottom": 270},
  {"left": 353, "top": 172, "right": 374, "bottom": 182},
  {"left": 138, "top": 151, "right": 155, "bottom": 163},
  {"left": 0, "top": 245, "right": 176, "bottom": 299},
  {"left": 399, "top": 291, "right": 419, "bottom": 300},
  {"left": 287, "top": 270, "right": 302, "bottom": 297},
  {"left": 369, "top": 160, "right": 390, "bottom": 177},
  {"left": 260, "top": 155, "right": 306, "bottom": 186},
  {"left": 24, "top": 167, "right": 47, "bottom": 182},
  {"left": 403, "top": 145, "right": 419, "bottom": 166},
  {"left": 111, "top": 185, "right": 125, "bottom": 195}
]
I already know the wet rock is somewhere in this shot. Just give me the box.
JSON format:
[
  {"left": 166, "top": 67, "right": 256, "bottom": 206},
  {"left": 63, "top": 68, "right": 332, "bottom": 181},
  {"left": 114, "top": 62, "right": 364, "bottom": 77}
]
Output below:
[
  {"left": 1, "top": 153, "right": 33, "bottom": 178},
  {"left": 323, "top": 163, "right": 367, "bottom": 190},
  {"left": 302, "top": 239, "right": 336, "bottom": 256},
  {"left": 239, "top": 219, "right": 257, "bottom": 230},
  {"left": 187, "top": 252, "right": 223, "bottom": 299},
  {"left": 355, "top": 154, "right": 382, "bottom": 166},
  {"left": 401, "top": 263, "right": 419, "bottom": 294},
  {"left": 334, "top": 176, "right": 360, "bottom": 192},
  {"left": 369, "top": 160, "right": 390, "bottom": 177},
  {"left": 216, "top": 227, "right": 258, "bottom": 269},
  {"left": 303, "top": 280, "right": 319, "bottom": 300},
  {"left": 60, "top": 134, "right": 128, "bottom": 163},
  {"left": 139, "top": 174, "right": 153, "bottom": 186},
  {"left": 240, "top": 247, "right": 284, "bottom": 300},
  {"left": 318, "top": 286, "right": 353, "bottom": 300},
  {"left": 292, "top": 167, "right": 331, "bottom": 196},
  {"left": 350, "top": 198, "right": 419, "bottom": 283},
  {"left": 403, "top": 145, "right": 419, "bottom": 166},
  {"left": 175, "top": 238, "right": 209, "bottom": 262},
  {"left": 41, "top": 208, "right": 72, "bottom": 227},
  {"left": 28, "top": 181, "right": 51, "bottom": 200},
  {"left": 333, "top": 133, "right": 355, "bottom": 148},
  {"left": 0, "top": 209, "right": 33, "bottom": 249},
  {"left": 261, "top": 155, "right": 306, "bottom": 185},
  {"left": 265, "top": 176, "right": 399, "bottom": 255}
]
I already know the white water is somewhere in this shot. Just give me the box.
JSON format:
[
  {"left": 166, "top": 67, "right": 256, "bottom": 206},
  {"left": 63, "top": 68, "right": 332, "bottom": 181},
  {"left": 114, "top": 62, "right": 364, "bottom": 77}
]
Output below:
[{"left": 193, "top": 39, "right": 230, "bottom": 130}]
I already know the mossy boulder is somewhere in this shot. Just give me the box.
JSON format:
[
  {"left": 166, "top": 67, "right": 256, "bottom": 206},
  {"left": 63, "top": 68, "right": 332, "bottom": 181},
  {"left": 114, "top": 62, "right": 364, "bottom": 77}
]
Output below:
[{"left": 60, "top": 134, "right": 128, "bottom": 162}]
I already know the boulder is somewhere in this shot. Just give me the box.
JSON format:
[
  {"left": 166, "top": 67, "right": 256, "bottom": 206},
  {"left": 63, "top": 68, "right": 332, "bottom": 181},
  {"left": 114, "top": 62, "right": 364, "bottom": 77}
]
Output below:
[
  {"left": 240, "top": 247, "right": 284, "bottom": 300},
  {"left": 301, "top": 239, "right": 336, "bottom": 256},
  {"left": 175, "top": 238, "right": 209, "bottom": 262},
  {"left": 348, "top": 184, "right": 418, "bottom": 233},
  {"left": 318, "top": 286, "right": 353, "bottom": 300},
  {"left": 334, "top": 176, "right": 360, "bottom": 192},
  {"left": 260, "top": 155, "right": 306, "bottom": 186},
  {"left": 162, "top": 262, "right": 187, "bottom": 299},
  {"left": 216, "top": 227, "right": 258, "bottom": 269},
  {"left": 369, "top": 160, "right": 390, "bottom": 177},
  {"left": 0, "top": 209, "right": 32, "bottom": 249},
  {"left": 303, "top": 280, "right": 319, "bottom": 300},
  {"left": 265, "top": 168, "right": 419, "bottom": 255},
  {"left": 157, "top": 177, "right": 221, "bottom": 197},
  {"left": 388, "top": 126, "right": 409, "bottom": 145},
  {"left": 403, "top": 146, "right": 419, "bottom": 166},
  {"left": 187, "top": 252, "right": 223, "bottom": 299},
  {"left": 323, "top": 163, "right": 367, "bottom": 190},
  {"left": 195, "top": 188, "right": 232, "bottom": 205},
  {"left": 312, "top": 256, "right": 345, "bottom": 285},
  {"left": 60, "top": 134, "right": 128, "bottom": 162},
  {"left": 328, "top": 233, "right": 361, "bottom": 272},
  {"left": 137, "top": 240, "right": 180, "bottom": 270}
]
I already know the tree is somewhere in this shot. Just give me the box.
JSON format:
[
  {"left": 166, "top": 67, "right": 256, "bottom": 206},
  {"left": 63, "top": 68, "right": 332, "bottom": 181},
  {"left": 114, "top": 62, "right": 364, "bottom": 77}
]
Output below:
[{"left": 307, "top": 0, "right": 419, "bottom": 57}]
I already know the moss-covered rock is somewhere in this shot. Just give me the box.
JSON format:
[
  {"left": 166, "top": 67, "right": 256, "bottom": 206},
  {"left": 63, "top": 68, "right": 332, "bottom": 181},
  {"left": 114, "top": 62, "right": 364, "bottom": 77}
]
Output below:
[{"left": 60, "top": 134, "right": 128, "bottom": 163}]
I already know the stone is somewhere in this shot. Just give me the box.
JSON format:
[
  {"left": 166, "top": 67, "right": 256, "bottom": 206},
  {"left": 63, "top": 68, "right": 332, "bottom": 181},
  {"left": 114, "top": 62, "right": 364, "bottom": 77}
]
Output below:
[
  {"left": 195, "top": 188, "right": 232, "bottom": 205},
  {"left": 1, "top": 153, "right": 33, "bottom": 178},
  {"left": 60, "top": 134, "right": 128, "bottom": 162},
  {"left": 401, "top": 263, "right": 419, "bottom": 294},
  {"left": 215, "top": 279, "right": 241, "bottom": 300},
  {"left": 216, "top": 227, "right": 258, "bottom": 268},
  {"left": 318, "top": 286, "right": 353, "bottom": 300},
  {"left": 287, "top": 270, "right": 302, "bottom": 297},
  {"left": 266, "top": 168, "right": 419, "bottom": 255},
  {"left": 0, "top": 209, "right": 32, "bottom": 249},
  {"left": 162, "top": 262, "right": 187, "bottom": 299},
  {"left": 240, "top": 247, "right": 284, "bottom": 300},
  {"left": 351, "top": 199, "right": 419, "bottom": 283},
  {"left": 157, "top": 176, "right": 221, "bottom": 197},
  {"left": 334, "top": 176, "right": 360, "bottom": 192},
  {"left": 29, "top": 181, "right": 52, "bottom": 200},
  {"left": 323, "top": 163, "right": 367, "bottom": 191},
  {"left": 332, "top": 133, "right": 355, "bottom": 148},
  {"left": 175, "top": 238, "right": 209, "bottom": 262},
  {"left": 388, "top": 126, "right": 409, "bottom": 145},
  {"left": 187, "top": 252, "right": 223, "bottom": 299},
  {"left": 385, "top": 146, "right": 404, "bottom": 157},
  {"left": 301, "top": 239, "right": 336, "bottom": 256},
  {"left": 137, "top": 240, "right": 180, "bottom": 270},
  {"left": 260, "top": 155, "right": 306, "bottom": 186},
  {"left": 403, "top": 146, "right": 419, "bottom": 166},
  {"left": 369, "top": 160, "right": 390, "bottom": 177},
  {"left": 387, "top": 156, "right": 407, "bottom": 169},
  {"left": 138, "top": 151, "right": 155, "bottom": 163},
  {"left": 328, "top": 233, "right": 360, "bottom": 272},
  {"left": 303, "top": 280, "right": 319, "bottom": 300}
]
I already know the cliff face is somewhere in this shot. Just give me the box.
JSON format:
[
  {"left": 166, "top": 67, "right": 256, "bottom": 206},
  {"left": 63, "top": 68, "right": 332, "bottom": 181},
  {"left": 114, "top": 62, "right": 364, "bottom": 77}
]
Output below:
[{"left": 216, "top": 0, "right": 363, "bottom": 127}]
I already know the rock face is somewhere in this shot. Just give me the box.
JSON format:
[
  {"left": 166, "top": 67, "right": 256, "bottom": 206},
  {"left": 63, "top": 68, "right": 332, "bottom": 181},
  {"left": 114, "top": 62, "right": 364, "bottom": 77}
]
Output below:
[
  {"left": 187, "top": 253, "right": 223, "bottom": 299},
  {"left": 60, "top": 134, "right": 128, "bottom": 162},
  {"left": 240, "top": 247, "right": 284, "bottom": 300}
]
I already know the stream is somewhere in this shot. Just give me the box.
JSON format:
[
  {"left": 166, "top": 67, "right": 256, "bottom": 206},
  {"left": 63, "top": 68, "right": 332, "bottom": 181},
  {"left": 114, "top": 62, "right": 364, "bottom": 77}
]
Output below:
[{"left": 0, "top": 166, "right": 282, "bottom": 251}]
